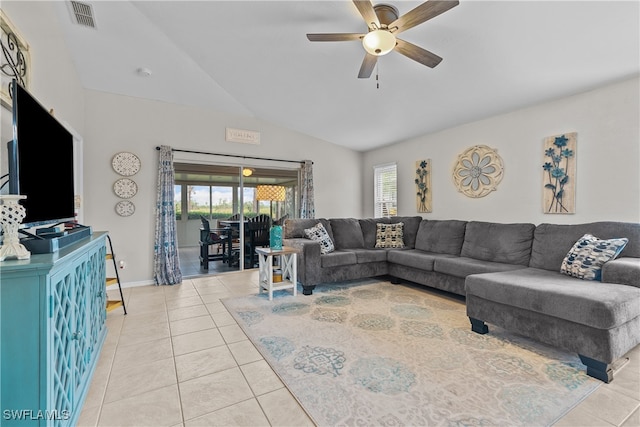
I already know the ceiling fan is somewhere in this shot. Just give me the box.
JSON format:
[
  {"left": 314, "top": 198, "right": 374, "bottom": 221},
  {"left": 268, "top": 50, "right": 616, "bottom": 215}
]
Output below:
[{"left": 307, "top": 0, "right": 459, "bottom": 78}]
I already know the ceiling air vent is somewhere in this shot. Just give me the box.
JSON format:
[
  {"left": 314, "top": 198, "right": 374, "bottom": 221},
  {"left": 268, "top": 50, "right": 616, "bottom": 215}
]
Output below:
[{"left": 69, "top": 1, "right": 97, "bottom": 29}]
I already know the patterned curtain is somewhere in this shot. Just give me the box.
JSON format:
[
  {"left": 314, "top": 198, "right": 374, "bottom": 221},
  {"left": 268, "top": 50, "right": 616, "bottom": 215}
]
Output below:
[
  {"left": 300, "top": 160, "right": 315, "bottom": 219},
  {"left": 153, "top": 145, "right": 182, "bottom": 285}
]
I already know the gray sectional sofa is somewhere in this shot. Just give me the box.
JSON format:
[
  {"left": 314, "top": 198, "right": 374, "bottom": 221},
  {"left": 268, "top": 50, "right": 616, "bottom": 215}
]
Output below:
[{"left": 283, "top": 217, "right": 640, "bottom": 382}]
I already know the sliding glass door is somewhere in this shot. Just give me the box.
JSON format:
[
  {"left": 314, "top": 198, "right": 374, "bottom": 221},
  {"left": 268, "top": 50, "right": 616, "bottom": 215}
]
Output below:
[{"left": 173, "top": 163, "right": 298, "bottom": 276}]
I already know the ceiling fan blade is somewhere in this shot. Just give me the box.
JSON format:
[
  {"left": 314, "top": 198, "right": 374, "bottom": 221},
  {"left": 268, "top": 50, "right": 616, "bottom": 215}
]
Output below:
[
  {"left": 352, "top": 0, "right": 380, "bottom": 30},
  {"left": 307, "top": 33, "right": 364, "bottom": 42},
  {"left": 358, "top": 53, "right": 377, "bottom": 78},
  {"left": 390, "top": 0, "right": 459, "bottom": 34},
  {"left": 394, "top": 38, "right": 443, "bottom": 68}
]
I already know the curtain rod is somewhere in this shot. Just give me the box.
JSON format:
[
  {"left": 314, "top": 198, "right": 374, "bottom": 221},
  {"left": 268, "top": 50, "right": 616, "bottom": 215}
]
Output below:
[{"left": 155, "top": 147, "right": 312, "bottom": 165}]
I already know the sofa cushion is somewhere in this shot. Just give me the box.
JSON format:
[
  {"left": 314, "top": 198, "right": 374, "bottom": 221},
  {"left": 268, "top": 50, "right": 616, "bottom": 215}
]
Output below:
[
  {"left": 330, "top": 218, "right": 365, "bottom": 249},
  {"left": 415, "top": 220, "right": 467, "bottom": 255},
  {"left": 303, "top": 222, "right": 335, "bottom": 255},
  {"left": 375, "top": 223, "right": 405, "bottom": 248},
  {"left": 393, "top": 216, "right": 422, "bottom": 249},
  {"left": 435, "top": 257, "right": 526, "bottom": 279},
  {"left": 465, "top": 268, "right": 640, "bottom": 329},
  {"left": 560, "top": 234, "right": 628, "bottom": 281},
  {"left": 351, "top": 249, "right": 389, "bottom": 264},
  {"left": 530, "top": 222, "right": 640, "bottom": 271},
  {"left": 602, "top": 258, "right": 640, "bottom": 288},
  {"left": 321, "top": 250, "right": 357, "bottom": 268},
  {"left": 461, "top": 221, "right": 535, "bottom": 265},
  {"left": 387, "top": 250, "right": 456, "bottom": 271}
]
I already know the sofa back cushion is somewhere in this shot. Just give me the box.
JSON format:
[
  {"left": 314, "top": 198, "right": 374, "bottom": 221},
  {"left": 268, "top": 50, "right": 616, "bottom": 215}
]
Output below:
[
  {"left": 461, "top": 221, "right": 535, "bottom": 265},
  {"left": 395, "top": 216, "right": 422, "bottom": 249},
  {"left": 530, "top": 222, "right": 640, "bottom": 271},
  {"left": 330, "top": 218, "right": 365, "bottom": 249},
  {"left": 415, "top": 220, "right": 467, "bottom": 255},
  {"left": 284, "top": 218, "right": 334, "bottom": 242}
]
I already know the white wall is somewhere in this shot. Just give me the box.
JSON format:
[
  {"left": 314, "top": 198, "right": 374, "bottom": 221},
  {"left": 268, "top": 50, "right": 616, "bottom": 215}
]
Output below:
[
  {"left": 82, "top": 90, "right": 363, "bottom": 285},
  {"left": 363, "top": 77, "right": 640, "bottom": 224},
  {"left": 0, "top": 2, "right": 85, "bottom": 182},
  {"left": 0, "top": 2, "right": 85, "bottom": 135}
]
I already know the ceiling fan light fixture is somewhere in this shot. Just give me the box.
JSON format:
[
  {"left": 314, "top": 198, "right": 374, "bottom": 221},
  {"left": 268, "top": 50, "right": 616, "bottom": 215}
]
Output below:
[{"left": 362, "top": 29, "right": 396, "bottom": 56}]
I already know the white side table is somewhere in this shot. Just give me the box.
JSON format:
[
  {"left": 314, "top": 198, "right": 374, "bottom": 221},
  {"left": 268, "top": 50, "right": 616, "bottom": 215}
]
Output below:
[{"left": 256, "top": 246, "right": 299, "bottom": 300}]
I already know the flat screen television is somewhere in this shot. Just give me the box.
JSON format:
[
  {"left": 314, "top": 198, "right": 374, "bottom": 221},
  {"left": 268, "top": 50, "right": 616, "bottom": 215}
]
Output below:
[{"left": 6, "top": 79, "right": 76, "bottom": 228}]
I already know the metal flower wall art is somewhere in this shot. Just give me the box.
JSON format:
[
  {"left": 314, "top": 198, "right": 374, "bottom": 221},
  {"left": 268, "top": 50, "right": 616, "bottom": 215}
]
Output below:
[
  {"left": 542, "top": 132, "right": 576, "bottom": 214},
  {"left": 453, "top": 145, "right": 504, "bottom": 198},
  {"left": 415, "top": 159, "right": 432, "bottom": 213}
]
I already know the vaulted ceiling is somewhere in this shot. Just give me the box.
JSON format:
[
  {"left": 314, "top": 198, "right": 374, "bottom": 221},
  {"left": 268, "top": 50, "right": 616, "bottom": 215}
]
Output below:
[{"left": 52, "top": 1, "right": 639, "bottom": 151}]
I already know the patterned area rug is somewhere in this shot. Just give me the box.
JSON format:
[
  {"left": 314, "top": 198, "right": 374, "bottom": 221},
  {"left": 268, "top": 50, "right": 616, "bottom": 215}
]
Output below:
[{"left": 222, "top": 279, "right": 600, "bottom": 426}]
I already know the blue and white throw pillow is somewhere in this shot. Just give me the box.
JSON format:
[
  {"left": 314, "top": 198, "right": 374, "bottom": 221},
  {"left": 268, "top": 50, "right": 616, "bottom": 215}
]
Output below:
[
  {"left": 304, "top": 222, "right": 335, "bottom": 255},
  {"left": 375, "top": 222, "right": 405, "bottom": 249},
  {"left": 560, "top": 234, "right": 628, "bottom": 281}
]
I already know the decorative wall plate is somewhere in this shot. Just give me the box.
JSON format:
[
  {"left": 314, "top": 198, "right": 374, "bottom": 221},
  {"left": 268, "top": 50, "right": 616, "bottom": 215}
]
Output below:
[
  {"left": 453, "top": 145, "right": 504, "bottom": 198},
  {"left": 112, "top": 152, "right": 141, "bottom": 176},
  {"left": 115, "top": 200, "right": 135, "bottom": 217},
  {"left": 113, "top": 178, "right": 138, "bottom": 199}
]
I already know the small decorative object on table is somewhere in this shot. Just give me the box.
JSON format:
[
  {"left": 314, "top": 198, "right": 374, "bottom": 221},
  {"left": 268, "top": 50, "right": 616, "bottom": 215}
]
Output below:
[
  {"left": 270, "top": 225, "right": 283, "bottom": 250},
  {"left": 0, "top": 195, "right": 30, "bottom": 261}
]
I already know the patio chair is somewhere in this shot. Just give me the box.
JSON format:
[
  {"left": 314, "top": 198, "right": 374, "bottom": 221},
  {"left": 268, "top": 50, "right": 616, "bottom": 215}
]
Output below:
[{"left": 199, "top": 216, "right": 232, "bottom": 270}]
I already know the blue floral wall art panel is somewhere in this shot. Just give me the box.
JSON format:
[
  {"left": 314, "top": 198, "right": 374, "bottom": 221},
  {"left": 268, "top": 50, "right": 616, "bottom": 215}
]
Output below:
[
  {"left": 415, "top": 159, "right": 432, "bottom": 213},
  {"left": 543, "top": 132, "right": 576, "bottom": 214},
  {"left": 453, "top": 145, "right": 504, "bottom": 198}
]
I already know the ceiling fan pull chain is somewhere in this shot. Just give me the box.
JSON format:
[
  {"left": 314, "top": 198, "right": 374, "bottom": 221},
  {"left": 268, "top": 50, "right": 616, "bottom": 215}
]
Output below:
[{"left": 376, "top": 63, "right": 380, "bottom": 89}]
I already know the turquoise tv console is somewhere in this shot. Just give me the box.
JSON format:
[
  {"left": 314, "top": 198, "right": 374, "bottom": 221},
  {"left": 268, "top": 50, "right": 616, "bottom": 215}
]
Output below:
[{"left": 0, "top": 232, "right": 107, "bottom": 426}]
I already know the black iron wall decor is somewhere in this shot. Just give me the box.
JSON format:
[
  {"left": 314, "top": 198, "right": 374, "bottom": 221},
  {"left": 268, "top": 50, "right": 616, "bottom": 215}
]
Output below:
[{"left": 0, "top": 10, "right": 30, "bottom": 109}]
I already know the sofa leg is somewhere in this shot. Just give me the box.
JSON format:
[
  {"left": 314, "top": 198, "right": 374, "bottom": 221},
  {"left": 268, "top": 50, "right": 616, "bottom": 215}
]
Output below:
[
  {"left": 302, "top": 285, "right": 315, "bottom": 296},
  {"left": 389, "top": 276, "right": 401, "bottom": 285},
  {"left": 469, "top": 317, "right": 489, "bottom": 334},
  {"left": 579, "top": 354, "right": 613, "bottom": 383}
]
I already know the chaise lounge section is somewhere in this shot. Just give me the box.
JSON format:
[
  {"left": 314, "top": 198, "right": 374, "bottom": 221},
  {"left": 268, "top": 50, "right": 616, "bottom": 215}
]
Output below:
[
  {"left": 283, "top": 217, "right": 640, "bottom": 382},
  {"left": 465, "top": 222, "right": 640, "bottom": 383}
]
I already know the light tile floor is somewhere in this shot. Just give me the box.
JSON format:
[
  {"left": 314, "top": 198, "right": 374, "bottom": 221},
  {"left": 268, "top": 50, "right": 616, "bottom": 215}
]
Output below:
[{"left": 80, "top": 271, "right": 640, "bottom": 427}]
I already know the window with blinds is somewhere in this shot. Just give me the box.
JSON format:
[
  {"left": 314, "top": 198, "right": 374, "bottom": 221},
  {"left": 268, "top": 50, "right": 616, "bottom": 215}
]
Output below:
[{"left": 374, "top": 163, "right": 397, "bottom": 218}]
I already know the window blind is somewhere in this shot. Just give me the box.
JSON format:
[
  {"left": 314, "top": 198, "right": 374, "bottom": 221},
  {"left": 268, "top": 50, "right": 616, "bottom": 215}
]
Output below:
[{"left": 374, "top": 163, "right": 397, "bottom": 218}]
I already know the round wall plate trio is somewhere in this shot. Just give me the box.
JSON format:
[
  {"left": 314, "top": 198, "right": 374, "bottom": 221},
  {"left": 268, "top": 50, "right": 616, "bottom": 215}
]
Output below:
[{"left": 112, "top": 152, "right": 141, "bottom": 216}]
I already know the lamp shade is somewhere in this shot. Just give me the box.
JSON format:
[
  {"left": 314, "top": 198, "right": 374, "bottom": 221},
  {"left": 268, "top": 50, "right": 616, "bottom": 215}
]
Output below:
[
  {"left": 362, "top": 29, "right": 396, "bottom": 56},
  {"left": 256, "top": 185, "right": 286, "bottom": 201}
]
